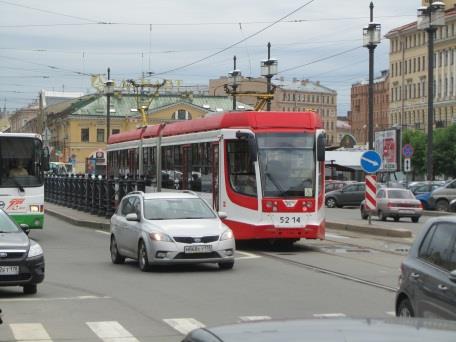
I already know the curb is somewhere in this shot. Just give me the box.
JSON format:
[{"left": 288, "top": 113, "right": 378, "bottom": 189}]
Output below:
[
  {"left": 326, "top": 221, "right": 412, "bottom": 238},
  {"left": 45, "top": 208, "right": 110, "bottom": 231},
  {"left": 423, "top": 210, "right": 455, "bottom": 217}
]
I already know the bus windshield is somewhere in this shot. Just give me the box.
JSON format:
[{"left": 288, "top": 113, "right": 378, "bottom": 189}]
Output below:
[
  {"left": 258, "top": 133, "right": 315, "bottom": 198},
  {"left": 0, "top": 137, "right": 43, "bottom": 188}
]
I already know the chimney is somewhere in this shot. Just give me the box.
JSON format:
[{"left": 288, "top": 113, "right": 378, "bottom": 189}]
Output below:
[
  {"left": 280, "top": 76, "right": 284, "bottom": 82},
  {"left": 316, "top": 80, "right": 320, "bottom": 85},
  {"left": 292, "top": 77, "right": 298, "bottom": 83}
]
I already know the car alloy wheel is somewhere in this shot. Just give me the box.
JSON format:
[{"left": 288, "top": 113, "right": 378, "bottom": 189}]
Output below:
[
  {"left": 138, "top": 241, "right": 150, "bottom": 272},
  {"left": 110, "top": 236, "right": 125, "bottom": 264},
  {"left": 435, "top": 199, "right": 449, "bottom": 212},
  {"left": 325, "top": 198, "right": 336, "bottom": 208},
  {"left": 397, "top": 299, "right": 414, "bottom": 318}
]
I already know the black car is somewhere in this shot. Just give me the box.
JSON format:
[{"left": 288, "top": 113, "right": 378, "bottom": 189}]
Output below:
[
  {"left": 0, "top": 210, "right": 44, "bottom": 294},
  {"left": 396, "top": 217, "right": 456, "bottom": 319},
  {"left": 325, "top": 182, "right": 365, "bottom": 208},
  {"left": 183, "top": 318, "right": 456, "bottom": 341}
]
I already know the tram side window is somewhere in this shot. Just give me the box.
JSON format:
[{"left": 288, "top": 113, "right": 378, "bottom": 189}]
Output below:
[
  {"left": 161, "top": 145, "right": 183, "bottom": 189},
  {"left": 190, "top": 142, "right": 212, "bottom": 193},
  {"left": 143, "top": 147, "right": 157, "bottom": 184},
  {"left": 226, "top": 140, "right": 257, "bottom": 197}
]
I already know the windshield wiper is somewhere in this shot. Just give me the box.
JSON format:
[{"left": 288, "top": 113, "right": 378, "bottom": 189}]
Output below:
[{"left": 11, "top": 177, "right": 25, "bottom": 192}]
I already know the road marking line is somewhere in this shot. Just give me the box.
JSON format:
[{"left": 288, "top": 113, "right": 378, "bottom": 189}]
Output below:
[
  {"left": 0, "top": 295, "right": 111, "bottom": 303},
  {"left": 163, "top": 318, "right": 205, "bottom": 335},
  {"left": 96, "top": 230, "right": 111, "bottom": 235},
  {"left": 236, "top": 251, "right": 261, "bottom": 260},
  {"left": 10, "top": 323, "right": 52, "bottom": 341},
  {"left": 313, "top": 313, "right": 346, "bottom": 318},
  {"left": 86, "top": 321, "right": 139, "bottom": 342},
  {"left": 325, "top": 233, "right": 349, "bottom": 239},
  {"left": 386, "top": 311, "right": 396, "bottom": 316},
  {"left": 239, "top": 316, "right": 272, "bottom": 322}
]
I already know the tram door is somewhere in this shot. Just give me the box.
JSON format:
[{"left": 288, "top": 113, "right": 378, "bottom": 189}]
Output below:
[{"left": 211, "top": 143, "right": 219, "bottom": 211}]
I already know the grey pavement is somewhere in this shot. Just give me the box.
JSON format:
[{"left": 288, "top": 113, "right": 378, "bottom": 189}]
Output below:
[
  {"left": 45, "top": 202, "right": 416, "bottom": 239},
  {"left": 0, "top": 213, "right": 402, "bottom": 341}
]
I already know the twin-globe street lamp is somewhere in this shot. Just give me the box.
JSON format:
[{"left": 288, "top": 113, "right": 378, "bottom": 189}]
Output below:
[
  {"left": 261, "top": 42, "right": 278, "bottom": 111},
  {"left": 417, "top": 1, "right": 446, "bottom": 181},
  {"left": 362, "top": 2, "right": 381, "bottom": 151}
]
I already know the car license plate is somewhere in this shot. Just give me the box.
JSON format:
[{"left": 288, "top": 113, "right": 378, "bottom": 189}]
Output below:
[
  {"left": 184, "top": 245, "right": 212, "bottom": 254},
  {"left": 399, "top": 210, "right": 414, "bottom": 214},
  {"left": 273, "top": 215, "right": 305, "bottom": 227},
  {"left": 0, "top": 266, "right": 19, "bottom": 275}
]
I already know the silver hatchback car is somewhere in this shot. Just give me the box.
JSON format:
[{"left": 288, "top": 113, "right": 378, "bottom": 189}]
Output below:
[{"left": 110, "top": 191, "right": 236, "bottom": 271}]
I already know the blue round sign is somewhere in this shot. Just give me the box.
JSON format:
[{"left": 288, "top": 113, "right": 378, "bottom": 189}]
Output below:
[
  {"left": 402, "top": 144, "right": 414, "bottom": 158},
  {"left": 360, "top": 150, "right": 382, "bottom": 174}
]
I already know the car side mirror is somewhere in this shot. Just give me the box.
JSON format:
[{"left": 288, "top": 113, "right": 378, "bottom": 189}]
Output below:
[
  {"left": 126, "top": 213, "right": 140, "bottom": 222},
  {"left": 449, "top": 270, "right": 456, "bottom": 283},
  {"left": 20, "top": 223, "right": 30, "bottom": 235},
  {"left": 218, "top": 211, "right": 228, "bottom": 220}
]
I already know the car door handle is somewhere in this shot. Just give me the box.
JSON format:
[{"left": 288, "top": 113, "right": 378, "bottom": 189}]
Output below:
[
  {"left": 411, "top": 272, "right": 420, "bottom": 279},
  {"left": 438, "top": 284, "right": 448, "bottom": 291}
]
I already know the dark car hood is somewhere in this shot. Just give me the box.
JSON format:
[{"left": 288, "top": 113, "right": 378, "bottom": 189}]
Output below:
[
  {"left": 0, "top": 231, "right": 29, "bottom": 249},
  {"left": 185, "top": 318, "right": 456, "bottom": 342}
]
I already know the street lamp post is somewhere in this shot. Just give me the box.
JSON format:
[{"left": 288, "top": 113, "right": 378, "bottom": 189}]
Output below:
[
  {"left": 104, "top": 68, "right": 114, "bottom": 143},
  {"left": 417, "top": 1, "right": 445, "bottom": 181},
  {"left": 363, "top": 2, "right": 381, "bottom": 150},
  {"left": 228, "top": 56, "right": 241, "bottom": 111},
  {"left": 261, "top": 42, "right": 278, "bottom": 111}
]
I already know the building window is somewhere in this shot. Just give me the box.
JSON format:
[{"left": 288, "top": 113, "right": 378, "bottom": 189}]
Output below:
[
  {"left": 81, "top": 128, "right": 89, "bottom": 142},
  {"left": 97, "top": 128, "right": 105, "bottom": 142},
  {"left": 112, "top": 129, "right": 120, "bottom": 135}
]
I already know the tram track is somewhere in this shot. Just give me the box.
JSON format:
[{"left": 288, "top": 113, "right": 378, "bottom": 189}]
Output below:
[{"left": 256, "top": 251, "right": 398, "bottom": 293}]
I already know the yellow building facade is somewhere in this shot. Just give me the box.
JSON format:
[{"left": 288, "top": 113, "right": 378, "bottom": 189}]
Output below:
[
  {"left": 39, "top": 93, "right": 248, "bottom": 173},
  {"left": 386, "top": 1, "right": 456, "bottom": 131}
]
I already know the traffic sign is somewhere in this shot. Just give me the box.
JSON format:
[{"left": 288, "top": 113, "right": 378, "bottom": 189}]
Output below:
[
  {"left": 404, "top": 158, "right": 412, "bottom": 172},
  {"left": 360, "top": 150, "right": 382, "bottom": 174},
  {"left": 402, "top": 144, "right": 414, "bottom": 158}
]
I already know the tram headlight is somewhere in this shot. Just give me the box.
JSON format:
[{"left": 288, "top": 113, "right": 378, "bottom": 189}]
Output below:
[
  {"left": 221, "top": 229, "right": 234, "bottom": 241},
  {"left": 30, "top": 205, "right": 40, "bottom": 213}
]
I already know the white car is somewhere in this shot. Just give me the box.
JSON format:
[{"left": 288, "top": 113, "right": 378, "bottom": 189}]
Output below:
[{"left": 110, "top": 191, "right": 235, "bottom": 271}]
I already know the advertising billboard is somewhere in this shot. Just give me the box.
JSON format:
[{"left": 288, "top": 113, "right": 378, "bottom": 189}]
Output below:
[{"left": 374, "top": 129, "right": 401, "bottom": 171}]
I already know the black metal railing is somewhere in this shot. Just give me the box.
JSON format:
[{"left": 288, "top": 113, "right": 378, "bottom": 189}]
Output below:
[{"left": 44, "top": 175, "right": 149, "bottom": 218}]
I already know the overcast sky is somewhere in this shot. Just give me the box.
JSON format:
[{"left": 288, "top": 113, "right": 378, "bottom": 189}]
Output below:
[{"left": 0, "top": 0, "right": 420, "bottom": 116}]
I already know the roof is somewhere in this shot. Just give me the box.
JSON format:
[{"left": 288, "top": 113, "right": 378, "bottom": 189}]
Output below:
[
  {"left": 138, "top": 192, "right": 198, "bottom": 199},
  {"left": 109, "top": 111, "right": 323, "bottom": 144},
  {"left": 45, "top": 94, "right": 252, "bottom": 118},
  {"left": 326, "top": 150, "right": 364, "bottom": 168},
  {"left": 386, "top": 7, "right": 456, "bottom": 38},
  {"left": 273, "top": 79, "right": 336, "bottom": 94}
]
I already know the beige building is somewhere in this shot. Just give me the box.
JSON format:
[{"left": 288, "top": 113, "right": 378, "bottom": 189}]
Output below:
[
  {"left": 386, "top": 1, "right": 456, "bottom": 131},
  {"left": 9, "top": 103, "right": 39, "bottom": 133},
  {"left": 209, "top": 77, "right": 338, "bottom": 145},
  {"left": 350, "top": 71, "right": 390, "bottom": 144}
]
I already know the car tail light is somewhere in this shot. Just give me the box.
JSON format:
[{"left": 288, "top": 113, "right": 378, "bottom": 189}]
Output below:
[
  {"left": 387, "top": 202, "right": 394, "bottom": 208},
  {"left": 418, "top": 203, "right": 423, "bottom": 209}
]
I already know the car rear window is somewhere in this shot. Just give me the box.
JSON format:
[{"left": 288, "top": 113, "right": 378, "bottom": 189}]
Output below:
[{"left": 388, "top": 190, "right": 414, "bottom": 199}]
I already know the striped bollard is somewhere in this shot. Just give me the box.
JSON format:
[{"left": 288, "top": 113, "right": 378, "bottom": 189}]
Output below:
[{"left": 365, "top": 175, "right": 377, "bottom": 225}]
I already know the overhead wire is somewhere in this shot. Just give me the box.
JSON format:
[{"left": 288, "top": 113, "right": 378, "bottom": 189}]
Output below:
[{"left": 150, "top": 0, "right": 318, "bottom": 77}]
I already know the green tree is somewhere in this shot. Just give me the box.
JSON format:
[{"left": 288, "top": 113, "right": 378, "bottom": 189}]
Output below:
[
  {"left": 434, "top": 125, "right": 456, "bottom": 178},
  {"left": 402, "top": 129, "right": 426, "bottom": 180}
]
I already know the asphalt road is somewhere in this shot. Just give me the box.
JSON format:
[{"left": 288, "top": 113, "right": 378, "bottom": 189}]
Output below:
[{"left": 0, "top": 215, "right": 404, "bottom": 341}]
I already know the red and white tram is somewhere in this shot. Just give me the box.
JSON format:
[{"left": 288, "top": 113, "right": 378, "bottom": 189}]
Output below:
[{"left": 107, "top": 111, "right": 326, "bottom": 242}]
